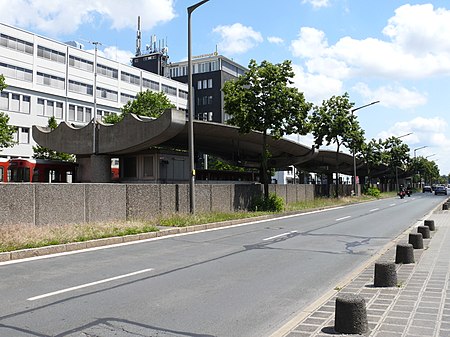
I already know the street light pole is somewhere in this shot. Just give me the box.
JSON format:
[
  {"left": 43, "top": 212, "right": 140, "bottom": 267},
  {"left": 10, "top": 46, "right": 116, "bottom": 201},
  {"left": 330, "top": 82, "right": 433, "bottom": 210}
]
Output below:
[
  {"left": 188, "top": 0, "right": 209, "bottom": 214},
  {"left": 393, "top": 132, "right": 412, "bottom": 192},
  {"left": 350, "top": 100, "right": 380, "bottom": 196},
  {"left": 90, "top": 41, "right": 102, "bottom": 155},
  {"left": 414, "top": 145, "right": 427, "bottom": 189}
]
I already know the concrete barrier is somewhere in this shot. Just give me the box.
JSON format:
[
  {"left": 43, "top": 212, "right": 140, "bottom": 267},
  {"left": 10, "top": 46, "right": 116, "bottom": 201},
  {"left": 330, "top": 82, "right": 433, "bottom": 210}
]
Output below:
[
  {"left": 334, "top": 294, "right": 368, "bottom": 334},
  {"left": 395, "top": 244, "right": 415, "bottom": 264},
  {"left": 424, "top": 219, "right": 435, "bottom": 231},
  {"left": 408, "top": 233, "right": 424, "bottom": 249},
  {"left": 374, "top": 262, "right": 397, "bottom": 287},
  {"left": 417, "top": 226, "right": 431, "bottom": 239}
]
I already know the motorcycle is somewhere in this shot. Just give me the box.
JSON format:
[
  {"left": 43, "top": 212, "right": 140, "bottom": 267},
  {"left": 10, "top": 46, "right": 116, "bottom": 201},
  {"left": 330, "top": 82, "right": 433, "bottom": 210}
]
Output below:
[
  {"left": 398, "top": 190, "right": 406, "bottom": 199},
  {"left": 406, "top": 189, "right": 412, "bottom": 197}
]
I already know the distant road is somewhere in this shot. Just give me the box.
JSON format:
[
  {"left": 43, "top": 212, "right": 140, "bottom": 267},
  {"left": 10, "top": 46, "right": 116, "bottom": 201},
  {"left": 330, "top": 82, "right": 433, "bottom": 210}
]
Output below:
[{"left": 0, "top": 193, "right": 444, "bottom": 337}]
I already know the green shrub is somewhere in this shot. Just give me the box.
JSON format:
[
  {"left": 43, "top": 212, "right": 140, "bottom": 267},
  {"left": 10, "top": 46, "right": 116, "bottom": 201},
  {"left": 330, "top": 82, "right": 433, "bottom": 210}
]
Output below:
[
  {"left": 250, "top": 193, "right": 285, "bottom": 212},
  {"left": 365, "top": 186, "right": 381, "bottom": 198}
]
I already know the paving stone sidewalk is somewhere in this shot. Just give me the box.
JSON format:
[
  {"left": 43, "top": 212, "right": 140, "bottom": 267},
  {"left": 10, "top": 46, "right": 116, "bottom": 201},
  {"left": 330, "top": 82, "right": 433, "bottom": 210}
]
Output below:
[{"left": 282, "top": 208, "right": 450, "bottom": 337}]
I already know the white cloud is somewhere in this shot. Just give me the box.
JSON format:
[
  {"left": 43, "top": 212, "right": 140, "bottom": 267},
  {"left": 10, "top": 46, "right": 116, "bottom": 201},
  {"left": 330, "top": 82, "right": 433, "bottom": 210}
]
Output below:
[
  {"left": 94, "top": 46, "right": 134, "bottom": 65},
  {"left": 289, "top": 4, "right": 450, "bottom": 81},
  {"left": 213, "top": 23, "right": 263, "bottom": 55},
  {"left": 376, "top": 116, "right": 450, "bottom": 174},
  {"left": 267, "top": 36, "right": 284, "bottom": 44},
  {"left": 291, "top": 64, "right": 343, "bottom": 104},
  {"left": 353, "top": 83, "right": 427, "bottom": 110},
  {"left": 301, "top": 0, "right": 330, "bottom": 8},
  {"left": 0, "top": 0, "right": 176, "bottom": 36}
]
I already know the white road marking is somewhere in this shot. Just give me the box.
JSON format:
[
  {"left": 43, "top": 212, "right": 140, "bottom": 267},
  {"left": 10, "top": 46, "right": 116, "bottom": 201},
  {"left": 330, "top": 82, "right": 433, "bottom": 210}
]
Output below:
[
  {"left": 27, "top": 268, "right": 153, "bottom": 301},
  {"left": 390, "top": 203, "right": 396, "bottom": 206},
  {"left": 369, "top": 208, "right": 379, "bottom": 212},
  {"left": 336, "top": 216, "right": 351, "bottom": 221},
  {"left": 263, "top": 231, "right": 298, "bottom": 241}
]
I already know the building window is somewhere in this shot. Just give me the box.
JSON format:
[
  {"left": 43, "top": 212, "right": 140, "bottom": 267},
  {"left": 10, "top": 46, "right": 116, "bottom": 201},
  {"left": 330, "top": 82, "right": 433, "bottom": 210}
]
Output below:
[
  {"left": 37, "top": 45, "right": 66, "bottom": 64},
  {"left": 0, "top": 33, "right": 33, "bottom": 54},
  {"left": 0, "top": 91, "right": 8, "bottom": 110},
  {"left": 179, "top": 90, "right": 188, "bottom": 100},
  {"left": 69, "top": 80, "right": 93, "bottom": 96},
  {"left": 120, "top": 93, "right": 135, "bottom": 104},
  {"left": 37, "top": 98, "right": 45, "bottom": 116},
  {"left": 121, "top": 71, "right": 141, "bottom": 85},
  {"left": 46, "top": 100, "right": 54, "bottom": 117},
  {"left": 143, "top": 78, "right": 159, "bottom": 91},
  {"left": 208, "top": 79, "right": 213, "bottom": 88},
  {"left": 69, "top": 55, "right": 93, "bottom": 72},
  {"left": 55, "top": 102, "right": 63, "bottom": 119},
  {"left": 68, "top": 104, "right": 75, "bottom": 121},
  {"left": 97, "top": 64, "right": 118, "bottom": 79},
  {"left": 37, "top": 72, "right": 65, "bottom": 89},
  {"left": 0, "top": 62, "right": 32, "bottom": 82},
  {"left": 142, "top": 156, "right": 154, "bottom": 178},
  {"left": 22, "top": 95, "right": 30, "bottom": 113},
  {"left": 19, "top": 127, "right": 30, "bottom": 144},
  {"left": 197, "top": 80, "right": 202, "bottom": 90},
  {"left": 97, "top": 87, "right": 118, "bottom": 102},
  {"left": 85, "top": 107, "right": 92, "bottom": 121},
  {"left": 10, "top": 94, "right": 20, "bottom": 111},
  {"left": 76, "top": 106, "right": 83, "bottom": 122},
  {"left": 161, "top": 84, "right": 177, "bottom": 96}
]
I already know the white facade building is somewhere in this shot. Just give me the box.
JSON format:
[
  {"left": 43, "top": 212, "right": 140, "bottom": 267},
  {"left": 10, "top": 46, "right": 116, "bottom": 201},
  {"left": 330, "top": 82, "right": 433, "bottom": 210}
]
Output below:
[{"left": 0, "top": 23, "right": 188, "bottom": 159}]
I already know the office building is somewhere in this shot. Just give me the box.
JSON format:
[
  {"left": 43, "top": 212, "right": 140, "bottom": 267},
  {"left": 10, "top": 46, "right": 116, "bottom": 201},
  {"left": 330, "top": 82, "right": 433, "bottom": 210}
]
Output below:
[{"left": 0, "top": 22, "right": 188, "bottom": 160}]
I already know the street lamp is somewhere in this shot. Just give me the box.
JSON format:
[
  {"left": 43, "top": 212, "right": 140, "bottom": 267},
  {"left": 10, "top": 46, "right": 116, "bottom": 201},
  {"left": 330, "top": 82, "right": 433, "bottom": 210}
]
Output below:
[
  {"left": 188, "top": 0, "right": 210, "bottom": 213},
  {"left": 394, "top": 133, "right": 413, "bottom": 192},
  {"left": 414, "top": 146, "right": 427, "bottom": 189},
  {"left": 350, "top": 100, "right": 380, "bottom": 196},
  {"left": 90, "top": 41, "right": 102, "bottom": 155}
]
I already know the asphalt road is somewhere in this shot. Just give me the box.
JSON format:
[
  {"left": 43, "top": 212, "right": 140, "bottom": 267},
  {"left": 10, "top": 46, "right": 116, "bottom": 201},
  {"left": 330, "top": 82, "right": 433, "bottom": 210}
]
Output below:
[{"left": 0, "top": 192, "right": 445, "bottom": 337}]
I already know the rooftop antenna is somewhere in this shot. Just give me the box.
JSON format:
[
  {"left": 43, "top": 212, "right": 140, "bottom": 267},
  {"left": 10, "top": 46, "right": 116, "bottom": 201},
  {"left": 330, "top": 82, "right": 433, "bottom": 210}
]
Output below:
[{"left": 136, "top": 16, "right": 142, "bottom": 56}]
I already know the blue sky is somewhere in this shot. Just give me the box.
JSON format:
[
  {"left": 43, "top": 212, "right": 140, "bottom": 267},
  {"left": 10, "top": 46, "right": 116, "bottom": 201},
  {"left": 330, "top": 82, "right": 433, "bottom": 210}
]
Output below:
[{"left": 1, "top": 0, "right": 450, "bottom": 175}]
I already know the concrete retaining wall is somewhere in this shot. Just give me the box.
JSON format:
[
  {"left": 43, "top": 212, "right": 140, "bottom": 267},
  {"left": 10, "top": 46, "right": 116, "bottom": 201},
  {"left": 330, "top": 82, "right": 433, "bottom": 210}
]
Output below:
[{"left": 0, "top": 183, "right": 315, "bottom": 226}]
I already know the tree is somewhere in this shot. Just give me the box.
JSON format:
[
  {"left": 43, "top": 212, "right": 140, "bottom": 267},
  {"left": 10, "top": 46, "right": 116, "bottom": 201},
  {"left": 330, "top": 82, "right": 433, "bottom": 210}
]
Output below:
[
  {"left": 0, "top": 74, "right": 16, "bottom": 150},
  {"left": 104, "top": 90, "right": 175, "bottom": 124},
  {"left": 310, "top": 93, "right": 365, "bottom": 197},
  {"left": 359, "top": 138, "right": 383, "bottom": 187},
  {"left": 381, "top": 136, "right": 410, "bottom": 188},
  {"left": 223, "top": 59, "right": 312, "bottom": 200},
  {"left": 33, "top": 116, "right": 75, "bottom": 162}
]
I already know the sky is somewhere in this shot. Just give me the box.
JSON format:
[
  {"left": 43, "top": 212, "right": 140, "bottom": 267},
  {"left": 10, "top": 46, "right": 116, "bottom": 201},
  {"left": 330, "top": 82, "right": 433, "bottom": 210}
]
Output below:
[{"left": 1, "top": 0, "right": 450, "bottom": 176}]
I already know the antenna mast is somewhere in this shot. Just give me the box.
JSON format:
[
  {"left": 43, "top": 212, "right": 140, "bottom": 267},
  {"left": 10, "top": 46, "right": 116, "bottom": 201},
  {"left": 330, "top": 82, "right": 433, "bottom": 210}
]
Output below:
[{"left": 136, "top": 16, "right": 142, "bottom": 56}]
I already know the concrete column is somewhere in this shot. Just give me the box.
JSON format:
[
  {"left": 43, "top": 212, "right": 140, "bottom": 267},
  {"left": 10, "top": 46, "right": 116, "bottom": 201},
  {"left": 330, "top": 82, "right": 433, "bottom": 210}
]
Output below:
[{"left": 77, "top": 155, "right": 111, "bottom": 183}]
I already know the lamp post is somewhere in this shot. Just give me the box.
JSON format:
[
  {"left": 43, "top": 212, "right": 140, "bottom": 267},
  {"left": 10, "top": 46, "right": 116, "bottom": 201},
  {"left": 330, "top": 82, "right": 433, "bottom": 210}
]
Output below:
[
  {"left": 350, "top": 100, "right": 380, "bottom": 196},
  {"left": 89, "top": 41, "right": 102, "bottom": 155},
  {"left": 188, "top": 0, "right": 209, "bottom": 213},
  {"left": 394, "top": 132, "right": 413, "bottom": 191},
  {"left": 414, "top": 146, "right": 427, "bottom": 189}
]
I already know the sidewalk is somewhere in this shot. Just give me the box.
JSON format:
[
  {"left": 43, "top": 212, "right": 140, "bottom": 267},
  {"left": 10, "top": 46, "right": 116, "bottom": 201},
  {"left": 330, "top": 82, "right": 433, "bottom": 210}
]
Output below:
[{"left": 274, "top": 205, "right": 450, "bottom": 337}]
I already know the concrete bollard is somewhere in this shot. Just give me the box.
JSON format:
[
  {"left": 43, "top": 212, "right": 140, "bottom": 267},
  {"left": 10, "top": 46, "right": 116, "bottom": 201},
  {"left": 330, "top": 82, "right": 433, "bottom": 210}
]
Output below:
[
  {"left": 395, "top": 244, "right": 415, "bottom": 264},
  {"left": 417, "top": 225, "right": 431, "bottom": 239},
  {"left": 374, "top": 262, "right": 397, "bottom": 287},
  {"left": 334, "top": 294, "right": 368, "bottom": 334},
  {"left": 424, "top": 219, "right": 435, "bottom": 231},
  {"left": 408, "top": 233, "right": 424, "bottom": 249},
  {"left": 443, "top": 203, "right": 448, "bottom": 211}
]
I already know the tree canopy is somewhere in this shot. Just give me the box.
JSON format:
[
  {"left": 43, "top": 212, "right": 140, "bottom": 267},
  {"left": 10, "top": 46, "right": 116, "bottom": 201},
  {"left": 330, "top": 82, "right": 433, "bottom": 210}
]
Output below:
[
  {"left": 223, "top": 59, "right": 312, "bottom": 199},
  {"left": 104, "top": 90, "right": 175, "bottom": 124},
  {"left": 0, "top": 75, "right": 17, "bottom": 151},
  {"left": 310, "top": 92, "right": 365, "bottom": 196}
]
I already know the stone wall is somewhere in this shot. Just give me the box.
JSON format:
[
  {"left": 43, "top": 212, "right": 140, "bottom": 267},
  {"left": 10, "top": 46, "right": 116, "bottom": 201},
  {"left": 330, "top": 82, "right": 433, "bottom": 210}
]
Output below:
[{"left": 0, "top": 183, "right": 315, "bottom": 226}]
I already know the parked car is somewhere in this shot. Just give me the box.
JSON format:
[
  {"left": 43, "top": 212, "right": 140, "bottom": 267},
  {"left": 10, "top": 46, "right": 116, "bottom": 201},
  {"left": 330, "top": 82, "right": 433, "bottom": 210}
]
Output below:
[
  {"left": 434, "top": 185, "right": 448, "bottom": 195},
  {"left": 423, "top": 185, "right": 432, "bottom": 193}
]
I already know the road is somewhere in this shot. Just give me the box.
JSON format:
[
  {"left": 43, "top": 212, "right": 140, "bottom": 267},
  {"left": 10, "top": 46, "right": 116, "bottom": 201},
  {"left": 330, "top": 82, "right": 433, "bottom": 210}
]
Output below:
[{"left": 0, "top": 192, "right": 445, "bottom": 337}]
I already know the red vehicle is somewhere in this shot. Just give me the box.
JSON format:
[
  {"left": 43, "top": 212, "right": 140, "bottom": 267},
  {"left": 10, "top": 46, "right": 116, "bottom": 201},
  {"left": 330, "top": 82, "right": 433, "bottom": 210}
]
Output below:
[
  {"left": 0, "top": 158, "right": 8, "bottom": 182},
  {"left": 7, "top": 158, "right": 77, "bottom": 183}
]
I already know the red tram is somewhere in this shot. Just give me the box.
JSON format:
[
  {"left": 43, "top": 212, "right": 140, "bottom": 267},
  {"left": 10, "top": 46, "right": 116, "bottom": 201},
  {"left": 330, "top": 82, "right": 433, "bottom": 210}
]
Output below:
[
  {"left": 0, "top": 158, "right": 8, "bottom": 182},
  {"left": 7, "top": 158, "right": 77, "bottom": 183}
]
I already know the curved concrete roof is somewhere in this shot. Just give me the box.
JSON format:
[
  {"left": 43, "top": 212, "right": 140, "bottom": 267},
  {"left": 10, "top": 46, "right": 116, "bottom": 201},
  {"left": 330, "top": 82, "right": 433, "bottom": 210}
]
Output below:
[
  {"left": 33, "top": 109, "right": 318, "bottom": 169},
  {"left": 32, "top": 108, "right": 391, "bottom": 176}
]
